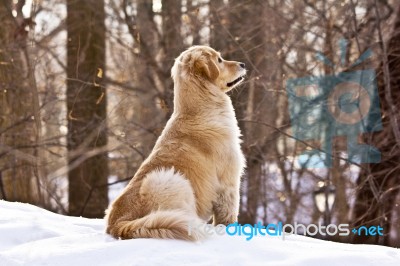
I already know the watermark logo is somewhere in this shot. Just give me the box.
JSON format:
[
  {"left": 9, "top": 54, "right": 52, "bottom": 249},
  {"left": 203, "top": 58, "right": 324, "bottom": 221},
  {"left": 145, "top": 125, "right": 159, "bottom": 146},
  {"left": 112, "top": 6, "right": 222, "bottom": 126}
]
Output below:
[
  {"left": 286, "top": 39, "right": 382, "bottom": 168},
  {"left": 188, "top": 222, "right": 384, "bottom": 241},
  {"left": 352, "top": 225, "right": 383, "bottom": 236}
]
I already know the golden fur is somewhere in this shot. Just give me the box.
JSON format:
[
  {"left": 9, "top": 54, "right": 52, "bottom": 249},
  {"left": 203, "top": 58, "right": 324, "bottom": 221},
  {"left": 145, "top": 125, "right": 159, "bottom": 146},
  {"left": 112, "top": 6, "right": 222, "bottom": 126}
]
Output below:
[{"left": 105, "top": 46, "right": 246, "bottom": 241}]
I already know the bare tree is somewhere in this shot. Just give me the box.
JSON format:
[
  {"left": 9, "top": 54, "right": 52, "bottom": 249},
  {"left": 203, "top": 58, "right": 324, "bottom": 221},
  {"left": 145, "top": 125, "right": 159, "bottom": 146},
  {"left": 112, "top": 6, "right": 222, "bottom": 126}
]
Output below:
[
  {"left": 0, "top": 0, "right": 40, "bottom": 204},
  {"left": 161, "top": 0, "right": 183, "bottom": 116},
  {"left": 353, "top": 3, "right": 400, "bottom": 246},
  {"left": 66, "top": 0, "right": 108, "bottom": 218}
]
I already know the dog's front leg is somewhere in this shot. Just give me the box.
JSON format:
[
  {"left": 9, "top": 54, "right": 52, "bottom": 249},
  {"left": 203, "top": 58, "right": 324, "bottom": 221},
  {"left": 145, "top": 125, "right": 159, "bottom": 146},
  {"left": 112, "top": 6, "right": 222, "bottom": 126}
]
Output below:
[{"left": 212, "top": 186, "right": 240, "bottom": 225}]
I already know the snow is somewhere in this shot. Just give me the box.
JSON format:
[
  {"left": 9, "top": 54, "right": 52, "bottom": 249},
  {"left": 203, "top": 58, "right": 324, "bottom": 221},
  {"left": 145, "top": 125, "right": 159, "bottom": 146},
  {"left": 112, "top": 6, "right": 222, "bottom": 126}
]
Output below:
[{"left": 0, "top": 200, "right": 399, "bottom": 266}]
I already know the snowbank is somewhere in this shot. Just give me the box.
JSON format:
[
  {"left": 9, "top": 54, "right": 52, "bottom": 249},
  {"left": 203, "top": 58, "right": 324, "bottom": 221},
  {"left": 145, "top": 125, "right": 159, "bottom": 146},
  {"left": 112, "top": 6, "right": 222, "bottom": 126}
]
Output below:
[{"left": 0, "top": 200, "right": 399, "bottom": 265}]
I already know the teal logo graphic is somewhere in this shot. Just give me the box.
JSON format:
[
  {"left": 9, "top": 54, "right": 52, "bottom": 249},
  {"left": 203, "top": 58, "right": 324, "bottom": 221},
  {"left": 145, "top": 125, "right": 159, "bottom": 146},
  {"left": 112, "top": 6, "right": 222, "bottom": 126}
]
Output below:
[{"left": 286, "top": 39, "right": 382, "bottom": 168}]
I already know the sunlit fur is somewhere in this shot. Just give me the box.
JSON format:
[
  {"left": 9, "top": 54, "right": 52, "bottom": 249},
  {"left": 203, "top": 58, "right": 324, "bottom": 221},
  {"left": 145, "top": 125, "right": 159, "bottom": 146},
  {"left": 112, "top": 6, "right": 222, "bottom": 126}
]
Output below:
[{"left": 105, "top": 46, "right": 246, "bottom": 241}]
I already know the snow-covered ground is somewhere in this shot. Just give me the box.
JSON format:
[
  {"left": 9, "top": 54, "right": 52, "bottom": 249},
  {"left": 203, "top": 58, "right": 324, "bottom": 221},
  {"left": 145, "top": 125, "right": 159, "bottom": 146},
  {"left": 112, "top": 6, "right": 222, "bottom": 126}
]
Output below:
[{"left": 0, "top": 200, "right": 399, "bottom": 266}]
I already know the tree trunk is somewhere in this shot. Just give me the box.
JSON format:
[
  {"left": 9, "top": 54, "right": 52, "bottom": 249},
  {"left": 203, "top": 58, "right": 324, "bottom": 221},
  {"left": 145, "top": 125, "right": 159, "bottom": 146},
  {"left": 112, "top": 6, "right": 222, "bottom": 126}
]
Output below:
[
  {"left": 0, "top": 0, "right": 38, "bottom": 204},
  {"left": 162, "top": 0, "right": 183, "bottom": 117},
  {"left": 210, "top": 0, "right": 229, "bottom": 49},
  {"left": 352, "top": 4, "right": 400, "bottom": 246},
  {"left": 66, "top": 0, "right": 108, "bottom": 218}
]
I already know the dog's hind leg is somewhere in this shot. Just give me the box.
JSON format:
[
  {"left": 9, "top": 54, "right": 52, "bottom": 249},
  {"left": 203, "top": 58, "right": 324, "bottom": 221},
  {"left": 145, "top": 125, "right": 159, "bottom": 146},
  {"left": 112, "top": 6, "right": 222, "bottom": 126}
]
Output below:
[
  {"left": 140, "top": 167, "right": 197, "bottom": 213},
  {"left": 108, "top": 167, "right": 207, "bottom": 241}
]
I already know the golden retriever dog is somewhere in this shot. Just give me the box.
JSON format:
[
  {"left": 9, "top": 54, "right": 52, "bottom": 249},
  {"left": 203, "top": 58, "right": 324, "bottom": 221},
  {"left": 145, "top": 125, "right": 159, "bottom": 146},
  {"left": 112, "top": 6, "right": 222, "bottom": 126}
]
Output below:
[{"left": 105, "top": 46, "right": 246, "bottom": 241}]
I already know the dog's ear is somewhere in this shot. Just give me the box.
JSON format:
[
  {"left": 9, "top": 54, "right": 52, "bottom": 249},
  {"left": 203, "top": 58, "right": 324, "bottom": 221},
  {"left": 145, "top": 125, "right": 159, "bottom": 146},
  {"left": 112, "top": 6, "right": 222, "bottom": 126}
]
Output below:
[{"left": 194, "top": 55, "right": 220, "bottom": 81}]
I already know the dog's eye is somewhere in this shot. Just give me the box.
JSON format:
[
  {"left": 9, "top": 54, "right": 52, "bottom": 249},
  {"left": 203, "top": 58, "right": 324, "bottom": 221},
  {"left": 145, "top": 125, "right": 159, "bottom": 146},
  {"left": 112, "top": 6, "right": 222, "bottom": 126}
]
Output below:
[{"left": 218, "top": 57, "right": 222, "bottom": 63}]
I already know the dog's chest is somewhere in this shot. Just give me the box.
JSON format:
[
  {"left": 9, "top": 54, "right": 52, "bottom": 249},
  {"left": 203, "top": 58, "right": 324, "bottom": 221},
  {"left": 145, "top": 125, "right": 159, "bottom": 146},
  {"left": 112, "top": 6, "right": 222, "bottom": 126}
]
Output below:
[{"left": 213, "top": 118, "right": 245, "bottom": 175}]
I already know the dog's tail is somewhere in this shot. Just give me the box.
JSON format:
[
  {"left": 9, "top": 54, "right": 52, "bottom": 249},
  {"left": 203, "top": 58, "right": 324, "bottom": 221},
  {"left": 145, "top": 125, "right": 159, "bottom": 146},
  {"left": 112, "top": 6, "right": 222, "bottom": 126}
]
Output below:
[
  {"left": 107, "top": 167, "right": 207, "bottom": 241},
  {"left": 110, "top": 210, "right": 206, "bottom": 241}
]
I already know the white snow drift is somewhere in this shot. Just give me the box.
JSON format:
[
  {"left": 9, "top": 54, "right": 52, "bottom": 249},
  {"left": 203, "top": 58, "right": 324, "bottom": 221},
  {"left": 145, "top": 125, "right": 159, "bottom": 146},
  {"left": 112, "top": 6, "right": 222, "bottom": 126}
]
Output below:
[{"left": 0, "top": 200, "right": 399, "bottom": 266}]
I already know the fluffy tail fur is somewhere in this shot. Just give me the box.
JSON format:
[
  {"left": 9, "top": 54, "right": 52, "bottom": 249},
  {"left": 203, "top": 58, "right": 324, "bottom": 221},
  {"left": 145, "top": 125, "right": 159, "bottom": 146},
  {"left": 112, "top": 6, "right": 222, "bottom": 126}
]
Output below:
[
  {"left": 109, "top": 210, "right": 206, "bottom": 241},
  {"left": 107, "top": 167, "right": 207, "bottom": 241}
]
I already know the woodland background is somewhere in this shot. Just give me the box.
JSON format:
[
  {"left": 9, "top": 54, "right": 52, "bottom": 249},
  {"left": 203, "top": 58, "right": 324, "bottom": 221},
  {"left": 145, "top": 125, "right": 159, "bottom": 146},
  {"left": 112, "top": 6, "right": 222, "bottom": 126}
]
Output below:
[{"left": 0, "top": 0, "right": 399, "bottom": 247}]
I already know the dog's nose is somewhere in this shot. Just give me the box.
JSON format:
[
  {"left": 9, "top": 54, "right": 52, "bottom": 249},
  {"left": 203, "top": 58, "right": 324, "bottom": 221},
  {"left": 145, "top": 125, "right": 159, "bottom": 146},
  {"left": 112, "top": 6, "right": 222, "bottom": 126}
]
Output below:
[{"left": 239, "top": 62, "right": 245, "bottom": 68}]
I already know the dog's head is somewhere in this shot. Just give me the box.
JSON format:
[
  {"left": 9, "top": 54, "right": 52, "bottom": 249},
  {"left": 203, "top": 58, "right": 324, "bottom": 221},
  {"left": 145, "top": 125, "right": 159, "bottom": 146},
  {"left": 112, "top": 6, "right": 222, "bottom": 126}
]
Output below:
[{"left": 172, "top": 46, "right": 246, "bottom": 92}]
